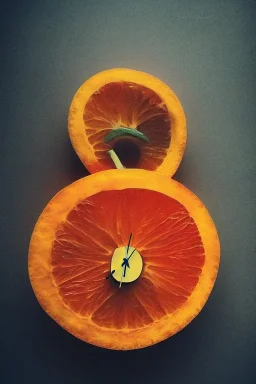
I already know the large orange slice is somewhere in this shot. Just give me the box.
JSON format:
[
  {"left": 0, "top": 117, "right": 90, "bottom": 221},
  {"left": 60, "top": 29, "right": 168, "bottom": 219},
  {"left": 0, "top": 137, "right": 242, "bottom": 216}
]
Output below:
[
  {"left": 68, "top": 68, "right": 186, "bottom": 176},
  {"left": 29, "top": 169, "right": 220, "bottom": 350}
]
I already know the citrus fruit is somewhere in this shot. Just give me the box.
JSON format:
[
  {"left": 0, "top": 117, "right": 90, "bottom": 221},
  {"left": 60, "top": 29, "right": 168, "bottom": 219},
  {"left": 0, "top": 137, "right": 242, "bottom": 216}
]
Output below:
[
  {"left": 68, "top": 68, "right": 186, "bottom": 176},
  {"left": 28, "top": 169, "right": 220, "bottom": 350}
]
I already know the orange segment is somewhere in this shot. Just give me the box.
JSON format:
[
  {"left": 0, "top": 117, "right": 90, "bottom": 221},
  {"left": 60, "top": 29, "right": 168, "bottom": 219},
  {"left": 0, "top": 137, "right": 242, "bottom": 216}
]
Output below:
[
  {"left": 68, "top": 69, "right": 186, "bottom": 176},
  {"left": 91, "top": 289, "right": 153, "bottom": 329},
  {"left": 29, "top": 169, "right": 220, "bottom": 350}
]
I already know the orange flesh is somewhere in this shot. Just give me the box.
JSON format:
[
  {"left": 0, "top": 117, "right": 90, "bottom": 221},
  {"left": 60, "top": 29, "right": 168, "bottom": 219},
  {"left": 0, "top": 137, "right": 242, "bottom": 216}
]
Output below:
[
  {"left": 52, "top": 189, "right": 204, "bottom": 330},
  {"left": 68, "top": 69, "right": 187, "bottom": 176},
  {"left": 83, "top": 82, "right": 171, "bottom": 169}
]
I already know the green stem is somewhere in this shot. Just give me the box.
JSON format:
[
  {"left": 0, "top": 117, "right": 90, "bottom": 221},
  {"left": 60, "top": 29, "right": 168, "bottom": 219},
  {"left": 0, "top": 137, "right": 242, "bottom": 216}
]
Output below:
[
  {"left": 104, "top": 127, "right": 149, "bottom": 143},
  {"left": 108, "top": 149, "right": 124, "bottom": 169}
]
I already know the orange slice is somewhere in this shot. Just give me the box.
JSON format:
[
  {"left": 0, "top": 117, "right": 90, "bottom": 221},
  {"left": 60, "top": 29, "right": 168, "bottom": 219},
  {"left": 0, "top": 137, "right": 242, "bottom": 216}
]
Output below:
[
  {"left": 28, "top": 169, "right": 220, "bottom": 350},
  {"left": 68, "top": 68, "right": 186, "bottom": 176}
]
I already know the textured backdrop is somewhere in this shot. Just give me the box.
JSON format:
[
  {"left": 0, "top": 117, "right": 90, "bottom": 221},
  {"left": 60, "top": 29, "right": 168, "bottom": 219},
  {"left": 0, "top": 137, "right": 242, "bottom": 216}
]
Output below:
[{"left": 1, "top": 1, "right": 256, "bottom": 383}]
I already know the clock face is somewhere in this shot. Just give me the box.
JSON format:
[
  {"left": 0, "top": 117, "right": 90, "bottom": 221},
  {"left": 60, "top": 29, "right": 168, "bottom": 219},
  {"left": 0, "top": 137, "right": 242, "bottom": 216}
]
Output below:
[
  {"left": 29, "top": 169, "right": 220, "bottom": 350},
  {"left": 110, "top": 245, "right": 143, "bottom": 286}
]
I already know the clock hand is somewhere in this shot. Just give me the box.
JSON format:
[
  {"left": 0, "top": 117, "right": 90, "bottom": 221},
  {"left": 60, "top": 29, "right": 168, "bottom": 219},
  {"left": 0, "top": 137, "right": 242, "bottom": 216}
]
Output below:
[
  {"left": 122, "top": 248, "right": 136, "bottom": 271},
  {"left": 127, "top": 233, "right": 132, "bottom": 256},
  {"left": 121, "top": 233, "right": 133, "bottom": 268},
  {"left": 106, "top": 270, "right": 115, "bottom": 279},
  {"left": 120, "top": 234, "right": 133, "bottom": 287},
  {"left": 123, "top": 263, "right": 127, "bottom": 279},
  {"left": 120, "top": 253, "right": 129, "bottom": 288},
  {"left": 122, "top": 248, "right": 137, "bottom": 280},
  {"left": 121, "top": 255, "right": 130, "bottom": 268},
  {"left": 121, "top": 233, "right": 132, "bottom": 269},
  {"left": 127, "top": 248, "right": 136, "bottom": 260}
]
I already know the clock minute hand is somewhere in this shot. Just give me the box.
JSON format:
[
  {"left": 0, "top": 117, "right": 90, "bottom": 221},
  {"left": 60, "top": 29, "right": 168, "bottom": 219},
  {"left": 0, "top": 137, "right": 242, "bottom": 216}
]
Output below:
[
  {"left": 126, "top": 233, "right": 132, "bottom": 256},
  {"left": 127, "top": 248, "right": 136, "bottom": 260},
  {"left": 121, "top": 233, "right": 133, "bottom": 269}
]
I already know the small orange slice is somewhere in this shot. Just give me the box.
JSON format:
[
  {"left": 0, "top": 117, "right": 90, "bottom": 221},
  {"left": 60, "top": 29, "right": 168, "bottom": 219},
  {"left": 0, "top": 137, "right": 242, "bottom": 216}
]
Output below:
[
  {"left": 68, "top": 68, "right": 186, "bottom": 176},
  {"left": 28, "top": 169, "right": 220, "bottom": 350}
]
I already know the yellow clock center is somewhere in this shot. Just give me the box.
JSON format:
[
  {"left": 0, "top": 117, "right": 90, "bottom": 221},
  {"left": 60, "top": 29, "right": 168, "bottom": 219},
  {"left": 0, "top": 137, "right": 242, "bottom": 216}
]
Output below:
[{"left": 110, "top": 246, "right": 143, "bottom": 284}]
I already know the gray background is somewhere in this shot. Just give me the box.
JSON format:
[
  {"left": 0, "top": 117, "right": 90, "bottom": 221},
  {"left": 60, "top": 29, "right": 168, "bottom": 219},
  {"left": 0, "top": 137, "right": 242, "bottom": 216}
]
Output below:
[{"left": 1, "top": 1, "right": 256, "bottom": 383}]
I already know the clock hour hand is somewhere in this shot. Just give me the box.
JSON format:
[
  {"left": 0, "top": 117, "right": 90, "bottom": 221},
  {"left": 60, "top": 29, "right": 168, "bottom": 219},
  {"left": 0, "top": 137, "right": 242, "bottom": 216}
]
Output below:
[
  {"left": 122, "top": 257, "right": 129, "bottom": 278},
  {"left": 121, "top": 255, "right": 130, "bottom": 268}
]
